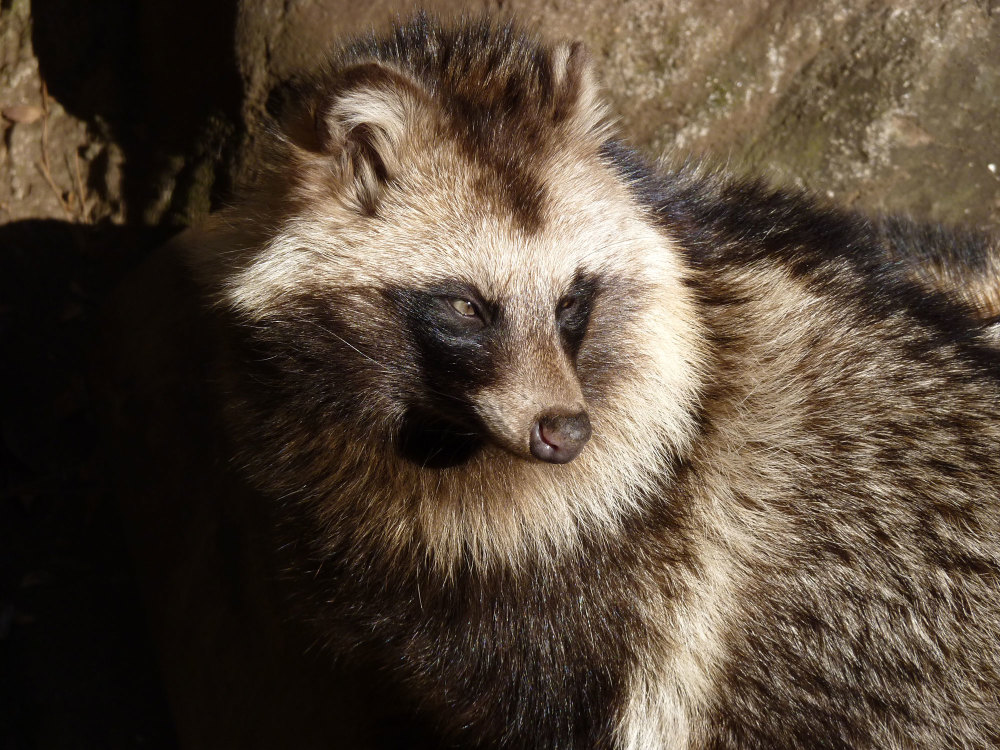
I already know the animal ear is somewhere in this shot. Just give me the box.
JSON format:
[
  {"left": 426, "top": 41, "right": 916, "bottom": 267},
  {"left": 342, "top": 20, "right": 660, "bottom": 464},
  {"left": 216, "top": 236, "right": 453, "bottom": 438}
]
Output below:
[
  {"left": 550, "top": 41, "right": 607, "bottom": 136},
  {"left": 273, "top": 63, "right": 425, "bottom": 214}
]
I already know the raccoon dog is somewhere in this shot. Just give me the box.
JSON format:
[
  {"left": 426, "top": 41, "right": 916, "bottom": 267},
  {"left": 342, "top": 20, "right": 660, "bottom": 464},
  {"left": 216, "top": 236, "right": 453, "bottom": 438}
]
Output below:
[{"left": 181, "top": 15, "right": 1000, "bottom": 750}]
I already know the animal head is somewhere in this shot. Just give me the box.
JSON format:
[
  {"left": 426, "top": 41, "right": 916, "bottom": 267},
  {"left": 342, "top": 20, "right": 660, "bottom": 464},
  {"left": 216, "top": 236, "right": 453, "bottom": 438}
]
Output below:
[{"left": 189, "top": 16, "right": 706, "bottom": 569}]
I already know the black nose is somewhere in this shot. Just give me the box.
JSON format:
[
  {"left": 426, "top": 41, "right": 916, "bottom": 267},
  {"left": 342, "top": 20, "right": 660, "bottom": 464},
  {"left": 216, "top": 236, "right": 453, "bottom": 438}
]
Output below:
[{"left": 529, "top": 411, "right": 592, "bottom": 464}]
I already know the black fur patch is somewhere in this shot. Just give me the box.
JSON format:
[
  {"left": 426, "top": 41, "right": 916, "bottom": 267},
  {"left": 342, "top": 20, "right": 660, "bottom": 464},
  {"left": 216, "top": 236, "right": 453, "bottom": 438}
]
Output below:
[
  {"left": 396, "top": 408, "right": 483, "bottom": 468},
  {"left": 558, "top": 270, "right": 599, "bottom": 359},
  {"left": 385, "top": 283, "right": 502, "bottom": 418},
  {"left": 222, "top": 288, "right": 415, "bottom": 433}
]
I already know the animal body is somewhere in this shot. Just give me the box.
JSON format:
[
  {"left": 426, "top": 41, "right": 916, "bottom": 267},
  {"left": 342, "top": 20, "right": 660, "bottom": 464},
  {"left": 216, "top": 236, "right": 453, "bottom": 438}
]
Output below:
[
  {"left": 876, "top": 217, "right": 1000, "bottom": 343},
  {"left": 129, "top": 14, "right": 1000, "bottom": 750}
]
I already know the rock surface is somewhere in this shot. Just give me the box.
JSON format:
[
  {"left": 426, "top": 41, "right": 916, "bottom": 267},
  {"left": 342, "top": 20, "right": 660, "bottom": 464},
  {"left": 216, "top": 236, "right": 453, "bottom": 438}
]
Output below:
[
  {"left": 237, "top": 0, "right": 1000, "bottom": 229},
  {"left": 3, "top": 0, "right": 998, "bottom": 229}
]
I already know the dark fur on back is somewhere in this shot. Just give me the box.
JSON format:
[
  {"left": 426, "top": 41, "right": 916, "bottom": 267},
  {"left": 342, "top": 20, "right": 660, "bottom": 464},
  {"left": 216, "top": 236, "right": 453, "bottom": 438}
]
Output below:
[
  {"left": 876, "top": 215, "right": 1000, "bottom": 328},
  {"left": 173, "top": 15, "right": 1000, "bottom": 750}
]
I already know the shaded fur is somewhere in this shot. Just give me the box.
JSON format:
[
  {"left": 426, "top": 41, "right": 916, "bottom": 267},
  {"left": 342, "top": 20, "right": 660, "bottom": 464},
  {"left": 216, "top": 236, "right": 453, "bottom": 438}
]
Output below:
[{"left": 875, "top": 216, "right": 1000, "bottom": 344}]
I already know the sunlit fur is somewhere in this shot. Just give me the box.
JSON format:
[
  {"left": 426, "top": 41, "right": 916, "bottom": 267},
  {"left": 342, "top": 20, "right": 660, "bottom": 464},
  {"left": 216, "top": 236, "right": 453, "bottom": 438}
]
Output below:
[{"left": 184, "top": 15, "right": 1000, "bottom": 750}]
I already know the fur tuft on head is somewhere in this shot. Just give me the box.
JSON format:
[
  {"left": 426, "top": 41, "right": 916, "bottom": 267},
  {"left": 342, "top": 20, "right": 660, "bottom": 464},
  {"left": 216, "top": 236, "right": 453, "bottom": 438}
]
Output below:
[
  {"left": 274, "top": 63, "right": 427, "bottom": 214},
  {"left": 550, "top": 40, "right": 606, "bottom": 135}
]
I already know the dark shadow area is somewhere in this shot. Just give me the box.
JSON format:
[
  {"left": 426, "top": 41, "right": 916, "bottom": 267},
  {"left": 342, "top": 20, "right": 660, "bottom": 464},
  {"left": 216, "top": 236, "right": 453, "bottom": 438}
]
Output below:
[
  {"left": 92, "top": 229, "right": 442, "bottom": 750},
  {"left": 7, "top": 2, "right": 246, "bottom": 746},
  {"left": 0, "top": 215, "right": 437, "bottom": 747},
  {"left": 398, "top": 409, "right": 484, "bottom": 468},
  {"left": 0, "top": 220, "right": 177, "bottom": 749},
  {"left": 5, "top": 5, "right": 442, "bottom": 737},
  {"left": 30, "top": 0, "right": 243, "bottom": 222}
]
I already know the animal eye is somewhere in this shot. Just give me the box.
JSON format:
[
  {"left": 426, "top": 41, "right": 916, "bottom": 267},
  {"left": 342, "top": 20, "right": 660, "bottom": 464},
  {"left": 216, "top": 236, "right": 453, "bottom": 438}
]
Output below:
[
  {"left": 558, "top": 296, "right": 577, "bottom": 312},
  {"left": 449, "top": 298, "right": 479, "bottom": 318}
]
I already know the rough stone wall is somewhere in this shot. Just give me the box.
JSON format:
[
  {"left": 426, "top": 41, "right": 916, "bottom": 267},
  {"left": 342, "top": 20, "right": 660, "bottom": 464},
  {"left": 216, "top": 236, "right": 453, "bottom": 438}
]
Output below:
[
  {"left": 3, "top": 0, "right": 998, "bottom": 230},
  {"left": 236, "top": 0, "right": 1000, "bottom": 228}
]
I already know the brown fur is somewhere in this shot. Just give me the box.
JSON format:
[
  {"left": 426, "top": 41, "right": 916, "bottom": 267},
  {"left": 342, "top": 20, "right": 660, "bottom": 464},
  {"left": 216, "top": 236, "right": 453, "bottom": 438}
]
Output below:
[
  {"left": 120, "top": 14, "right": 1000, "bottom": 750},
  {"left": 875, "top": 216, "right": 1000, "bottom": 344},
  {"left": 876, "top": 216, "right": 1000, "bottom": 319}
]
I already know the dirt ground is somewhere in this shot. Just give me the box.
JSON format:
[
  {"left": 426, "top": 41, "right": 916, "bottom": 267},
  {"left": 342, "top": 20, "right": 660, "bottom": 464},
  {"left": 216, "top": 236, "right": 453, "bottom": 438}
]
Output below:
[{"left": 1, "top": 0, "right": 998, "bottom": 747}]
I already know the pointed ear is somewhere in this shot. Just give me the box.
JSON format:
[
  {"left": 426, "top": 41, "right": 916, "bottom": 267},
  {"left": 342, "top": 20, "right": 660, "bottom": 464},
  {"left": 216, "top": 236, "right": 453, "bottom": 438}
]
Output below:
[
  {"left": 272, "top": 63, "right": 426, "bottom": 214},
  {"left": 550, "top": 41, "right": 608, "bottom": 136}
]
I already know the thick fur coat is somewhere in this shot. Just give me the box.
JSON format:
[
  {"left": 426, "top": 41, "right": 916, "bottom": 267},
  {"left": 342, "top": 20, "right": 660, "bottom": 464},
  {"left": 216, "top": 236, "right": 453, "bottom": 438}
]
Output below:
[{"left": 174, "top": 15, "right": 1000, "bottom": 749}]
